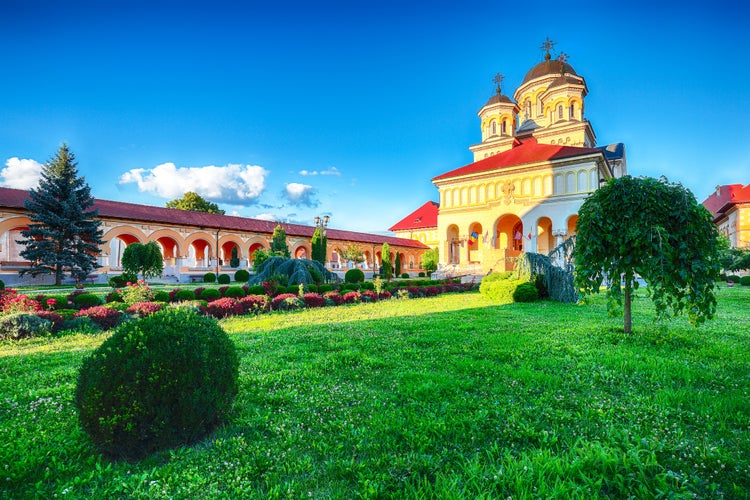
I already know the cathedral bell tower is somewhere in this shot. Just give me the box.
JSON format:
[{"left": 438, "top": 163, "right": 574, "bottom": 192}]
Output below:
[{"left": 468, "top": 73, "right": 520, "bottom": 162}]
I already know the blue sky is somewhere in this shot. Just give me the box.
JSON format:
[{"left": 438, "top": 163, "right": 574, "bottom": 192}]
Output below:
[{"left": 1, "top": 1, "right": 747, "bottom": 233}]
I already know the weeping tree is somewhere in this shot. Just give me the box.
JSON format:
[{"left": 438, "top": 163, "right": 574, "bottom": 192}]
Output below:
[
  {"left": 121, "top": 241, "right": 164, "bottom": 279},
  {"left": 516, "top": 237, "right": 578, "bottom": 303},
  {"left": 575, "top": 176, "right": 721, "bottom": 334},
  {"left": 249, "top": 257, "right": 338, "bottom": 286}
]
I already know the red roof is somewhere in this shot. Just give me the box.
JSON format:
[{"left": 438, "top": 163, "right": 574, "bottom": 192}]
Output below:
[
  {"left": 432, "top": 138, "right": 602, "bottom": 182},
  {"left": 389, "top": 201, "right": 439, "bottom": 232},
  {"left": 0, "top": 187, "right": 428, "bottom": 249},
  {"left": 701, "top": 184, "right": 745, "bottom": 217}
]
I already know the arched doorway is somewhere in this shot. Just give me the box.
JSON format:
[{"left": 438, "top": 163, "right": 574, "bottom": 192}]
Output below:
[
  {"left": 1, "top": 225, "right": 29, "bottom": 265},
  {"left": 294, "top": 245, "right": 308, "bottom": 259},
  {"left": 567, "top": 215, "right": 578, "bottom": 238},
  {"left": 536, "top": 217, "right": 554, "bottom": 255},
  {"left": 109, "top": 234, "right": 140, "bottom": 269},
  {"left": 221, "top": 241, "right": 241, "bottom": 268},
  {"left": 495, "top": 214, "right": 523, "bottom": 271},
  {"left": 446, "top": 224, "right": 460, "bottom": 265},
  {"left": 189, "top": 239, "right": 212, "bottom": 269},
  {"left": 248, "top": 242, "right": 266, "bottom": 267},
  {"left": 156, "top": 236, "right": 179, "bottom": 276}
]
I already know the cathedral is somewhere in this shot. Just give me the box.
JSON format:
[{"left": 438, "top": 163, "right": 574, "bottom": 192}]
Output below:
[{"left": 391, "top": 40, "right": 626, "bottom": 274}]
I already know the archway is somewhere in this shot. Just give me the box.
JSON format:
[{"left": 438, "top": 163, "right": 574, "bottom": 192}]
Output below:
[
  {"left": 188, "top": 239, "right": 212, "bottom": 268},
  {"left": 294, "top": 245, "right": 308, "bottom": 260},
  {"left": 248, "top": 242, "right": 266, "bottom": 267},
  {"left": 536, "top": 217, "right": 554, "bottom": 255},
  {"left": 221, "top": 241, "right": 241, "bottom": 267},
  {"left": 495, "top": 214, "right": 523, "bottom": 271},
  {"left": 567, "top": 215, "right": 578, "bottom": 238},
  {"left": 108, "top": 233, "right": 140, "bottom": 269},
  {"left": 156, "top": 236, "right": 179, "bottom": 276},
  {"left": 0, "top": 225, "right": 29, "bottom": 264},
  {"left": 446, "top": 224, "right": 460, "bottom": 265}
]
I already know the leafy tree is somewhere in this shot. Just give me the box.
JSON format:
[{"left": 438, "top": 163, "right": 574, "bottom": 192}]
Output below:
[
  {"left": 575, "top": 176, "right": 721, "bottom": 334},
  {"left": 311, "top": 227, "right": 327, "bottom": 264},
  {"left": 18, "top": 144, "right": 104, "bottom": 285},
  {"left": 718, "top": 242, "right": 750, "bottom": 273},
  {"left": 338, "top": 243, "right": 365, "bottom": 265},
  {"left": 252, "top": 248, "right": 271, "bottom": 271},
  {"left": 270, "top": 225, "right": 291, "bottom": 258},
  {"left": 121, "top": 241, "right": 164, "bottom": 279},
  {"left": 394, "top": 252, "right": 402, "bottom": 276},
  {"left": 165, "top": 191, "right": 225, "bottom": 215},
  {"left": 229, "top": 247, "right": 240, "bottom": 268},
  {"left": 381, "top": 243, "right": 392, "bottom": 280},
  {"left": 421, "top": 247, "right": 439, "bottom": 273}
]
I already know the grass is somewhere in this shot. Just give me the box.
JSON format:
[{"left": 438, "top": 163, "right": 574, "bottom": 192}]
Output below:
[{"left": 1, "top": 287, "right": 749, "bottom": 498}]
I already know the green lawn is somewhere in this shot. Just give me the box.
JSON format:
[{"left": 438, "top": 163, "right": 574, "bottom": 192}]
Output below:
[{"left": 1, "top": 288, "right": 748, "bottom": 498}]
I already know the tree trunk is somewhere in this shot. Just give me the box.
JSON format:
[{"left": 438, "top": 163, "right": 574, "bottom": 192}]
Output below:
[{"left": 623, "top": 284, "right": 632, "bottom": 334}]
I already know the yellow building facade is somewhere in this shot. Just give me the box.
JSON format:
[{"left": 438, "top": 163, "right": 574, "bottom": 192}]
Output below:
[{"left": 394, "top": 44, "right": 627, "bottom": 275}]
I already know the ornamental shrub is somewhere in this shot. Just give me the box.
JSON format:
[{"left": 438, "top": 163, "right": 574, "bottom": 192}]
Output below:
[
  {"left": 106, "top": 291, "right": 123, "bottom": 303},
  {"left": 247, "top": 285, "right": 266, "bottom": 296},
  {"left": 74, "top": 306, "right": 122, "bottom": 330},
  {"left": 318, "top": 284, "right": 334, "bottom": 294},
  {"left": 345, "top": 268, "right": 365, "bottom": 283},
  {"left": 361, "top": 290, "right": 377, "bottom": 302},
  {"left": 479, "top": 273, "right": 521, "bottom": 304},
  {"left": 218, "top": 286, "right": 229, "bottom": 296},
  {"left": 218, "top": 273, "right": 231, "bottom": 285},
  {"left": 74, "top": 308, "right": 239, "bottom": 460},
  {"left": 302, "top": 293, "right": 325, "bottom": 308},
  {"left": 342, "top": 291, "right": 361, "bottom": 304},
  {"left": 401, "top": 273, "right": 409, "bottom": 279},
  {"left": 727, "top": 275, "right": 741, "bottom": 283},
  {"left": 513, "top": 282, "right": 540, "bottom": 303},
  {"left": 174, "top": 289, "right": 196, "bottom": 302},
  {"left": 0, "top": 313, "right": 53, "bottom": 341},
  {"left": 71, "top": 293, "right": 102, "bottom": 309},
  {"left": 108, "top": 272, "right": 137, "bottom": 288},
  {"left": 271, "top": 293, "right": 299, "bottom": 310},
  {"left": 104, "top": 302, "right": 129, "bottom": 312},
  {"left": 0, "top": 289, "right": 41, "bottom": 314},
  {"left": 0, "top": 279, "right": 4, "bottom": 290},
  {"left": 126, "top": 301, "right": 164, "bottom": 317},
  {"left": 224, "top": 286, "right": 245, "bottom": 298},
  {"left": 193, "top": 287, "right": 205, "bottom": 298},
  {"left": 234, "top": 269, "right": 250, "bottom": 282},
  {"left": 418, "top": 272, "right": 425, "bottom": 278},
  {"left": 204, "top": 297, "right": 243, "bottom": 318},
  {"left": 323, "top": 291, "right": 343, "bottom": 305},
  {"left": 153, "top": 290, "right": 170, "bottom": 302},
  {"left": 239, "top": 295, "right": 270, "bottom": 315},
  {"left": 200, "top": 288, "right": 222, "bottom": 302},
  {"left": 203, "top": 272, "right": 216, "bottom": 283},
  {"left": 61, "top": 316, "right": 101, "bottom": 334},
  {"left": 120, "top": 280, "right": 154, "bottom": 305},
  {"left": 34, "top": 311, "right": 64, "bottom": 332},
  {"left": 740, "top": 276, "right": 750, "bottom": 286}
]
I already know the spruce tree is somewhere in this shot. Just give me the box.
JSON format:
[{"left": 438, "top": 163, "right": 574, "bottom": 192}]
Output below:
[
  {"left": 311, "top": 227, "right": 327, "bottom": 264},
  {"left": 18, "top": 144, "right": 104, "bottom": 285},
  {"left": 270, "top": 224, "right": 291, "bottom": 258}
]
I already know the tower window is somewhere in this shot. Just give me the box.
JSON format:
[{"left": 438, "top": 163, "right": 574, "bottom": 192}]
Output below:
[
  {"left": 557, "top": 105, "right": 563, "bottom": 120},
  {"left": 524, "top": 101, "right": 531, "bottom": 120},
  {"left": 569, "top": 104, "right": 575, "bottom": 119},
  {"left": 491, "top": 121, "right": 496, "bottom": 135},
  {"left": 501, "top": 120, "right": 507, "bottom": 135}
]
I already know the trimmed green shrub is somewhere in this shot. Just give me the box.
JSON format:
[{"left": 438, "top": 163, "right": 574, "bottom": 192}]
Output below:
[
  {"left": 203, "top": 272, "right": 216, "bottom": 283},
  {"left": 479, "top": 273, "right": 521, "bottom": 304},
  {"left": 153, "top": 290, "right": 170, "bottom": 302},
  {"left": 71, "top": 293, "right": 102, "bottom": 309},
  {"left": 401, "top": 273, "right": 409, "bottom": 279},
  {"left": 103, "top": 302, "right": 129, "bottom": 312},
  {"left": 218, "top": 274, "right": 231, "bottom": 285},
  {"left": 727, "top": 275, "right": 741, "bottom": 283},
  {"left": 513, "top": 282, "right": 540, "bottom": 302},
  {"left": 108, "top": 273, "right": 137, "bottom": 288},
  {"left": 174, "top": 289, "right": 196, "bottom": 302},
  {"left": 199, "top": 288, "right": 222, "bottom": 301},
  {"left": 740, "top": 276, "right": 750, "bottom": 286},
  {"left": 106, "top": 291, "right": 123, "bottom": 303},
  {"left": 247, "top": 285, "right": 266, "bottom": 295},
  {"left": 223, "top": 286, "right": 245, "bottom": 298},
  {"left": 74, "top": 306, "right": 122, "bottom": 330},
  {"left": 61, "top": 316, "right": 101, "bottom": 334},
  {"left": 74, "top": 308, "right": 239, "bottom": 460},
  {"left": 0, "top": 313, "right": 53, "bottom": 341},
  {"left": 345, "top": 268, "right": 365, "bottom": 283},
  {"left": 234, "top": 269, "right": 250, "bottom": 282},
  {"left": 418, "top": 272, "right": 425, "bottom": 278},
  {"left": 0, "top": 279, "right": 4, "bottom": 290}
]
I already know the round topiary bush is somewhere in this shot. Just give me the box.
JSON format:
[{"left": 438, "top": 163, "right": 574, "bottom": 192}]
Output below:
[
  {"left": 401, "top": 273, "right": 409, "bottom": 279},
  {"left": 513, "top": 282, "right": 540, "bottom": 303},
  {"left": 74, "top": 308, "right": 239, "bottom": 460},
  {"left": 234, "top": 269, "right": 250, "bottom": 282},
  {"left": 344, "top": 268, "right": 365, "bottom": 283},
  {"left": 218, "top": 273, "right": 231, "bottom": 285},
  {"left": 71, "top": 293, "right": 102, "bottom": 309},
  {"left": 418, "top": 272, "right": 425, "bottom": 278},
  {"left": 727, "top": 275, "right": 741, "bottom": 284},
  {"left": 740, "top": 276, "right": 750, "bottom": 286},
  {"left": 203, "top": 272, "right": 217, "bottom": 283},
  {"left": 153, "top": 290, "right": 170, "bottom": 302},
  {"left": 173, "top": 289, "right": 196, "bottom": 302},
  {"left": 199, "top": 288, "right": 222, "bottom": 301},
  {"left": 223, "top": 286, "right": 245, "bottom": 298}
]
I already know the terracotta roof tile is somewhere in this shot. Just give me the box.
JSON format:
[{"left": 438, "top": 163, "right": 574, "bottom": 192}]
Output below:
[
  {"left": 0, "top": 187, "right": 428, "bottom": 249},
  {"left": 389, "top": 201, "right": 439, "bottom": 231},
  {"left": 701, "top": 184, "right": 745, "bottom": 217},
  {"left": 432, "top": 138, "right": 602, "bottom": 182}
]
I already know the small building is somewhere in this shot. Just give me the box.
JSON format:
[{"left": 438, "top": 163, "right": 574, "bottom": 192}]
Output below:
[
  {"left": 702, "top": 184, "right": 750, "bottom": 249},
  {"left": 0, "top": 186, "right": 428, "bottom": 285}
]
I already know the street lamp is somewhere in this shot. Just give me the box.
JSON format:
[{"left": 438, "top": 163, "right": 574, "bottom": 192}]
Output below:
[{"left": 314, "top": 215, "right": 330, "bottom": 235}]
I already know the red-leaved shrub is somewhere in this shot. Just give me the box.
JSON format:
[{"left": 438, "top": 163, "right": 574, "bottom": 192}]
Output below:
[
  {"left": 126, "top": 301, "right": 164, "bottom": 317},
  {"left": 271, "top": 293, "right": 298, "bottom": 310},
  {"left": 239, "top": 295, "right": 269, "bottom": 314},
  {"left": 323, "top": 291, "right": 343, "bottom": 305},
  {"left": 35, "top": 311, "right": 64, "bottom": 332},
  {"left": 360, "top": 290, "right": 377, "bottom": 302},
  {"left": 203, "top": 297, "right": 243, "bottom": 318},
  {"left": 75, "top": 306, "right": 122, "bottom": 330},
  {"left": 342, "top": 291, "right": 361, "bottom": 304},
  {"left": 302, "top": 293, "right": 325, "bottom": 308}
]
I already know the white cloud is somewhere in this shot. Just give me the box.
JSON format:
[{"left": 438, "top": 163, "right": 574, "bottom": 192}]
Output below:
[
  {"left": 1, "top": 158, "right": 43, "bottom": 189},
  {"left": 253, "top": 213, "right": 278, "bottom": 222},
  {"left": 119, "top": 162, "right": 268, "bottom": 203},
  {"left": 283, "top": 182, "right": 319, "bottom": 207},
  {"left": 299, "top": 166, "right": 341, "bottom": 177}
]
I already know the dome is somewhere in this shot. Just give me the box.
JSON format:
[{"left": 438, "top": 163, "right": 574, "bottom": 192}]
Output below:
[
  {"left": 521, "top": 59, "right": 578, "bottom": 85},
  {"left": 546, "top": 74, "right": 585, "bottom": 90},
  {"left": 483, "top": 93, "right": 514, "bottom": 107}
]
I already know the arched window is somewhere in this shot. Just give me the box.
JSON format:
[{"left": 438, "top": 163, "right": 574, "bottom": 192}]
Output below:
[
  {"left": 524, "top": 101, "right": 531, "bottom": 120},
  {"left": 491, "top": 121, "right": 497, "bottom": 135},
  {"left": 569, "top": 104, "right": 575, "bottom": 119},
  {"left": 557, "top": 105, "right": 563, "bottom": 120},
  {"left": 501, "top": 120, "right": 507, "bottom": 135}
]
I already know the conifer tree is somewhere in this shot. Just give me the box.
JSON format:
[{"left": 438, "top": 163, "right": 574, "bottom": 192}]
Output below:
[
  {"left": 311, "top": 227, "right": 327, "bottom": 264},
  {"left": 270, "top": 224, "right": 291, "bottom": 258},
  {"left": 18, "top": 144, "right": 104, "bottom": 285},
  {"left": 394, "top": 252, "right": 402, "bottom": 276},
  {"left": 381, "top": 243, "right": 392, "bottom": 280}
]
